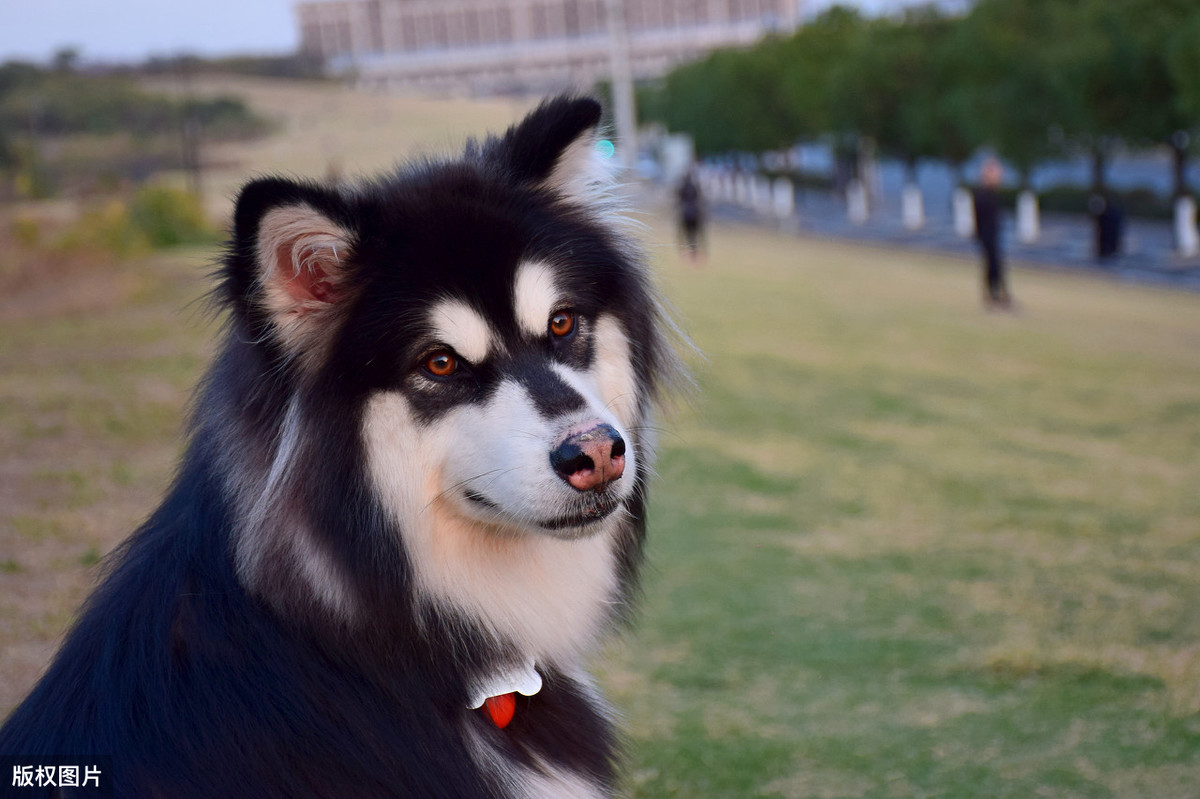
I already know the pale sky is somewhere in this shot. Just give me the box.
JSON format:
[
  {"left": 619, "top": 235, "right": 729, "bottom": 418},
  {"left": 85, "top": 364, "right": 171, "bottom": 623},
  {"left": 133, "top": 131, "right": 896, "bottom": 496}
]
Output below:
[
  {"left": 0, "top": 0, "right": 299, "bottom": 63},
  {"left": 0, "top": 0, "right": 923, "bottom": 65}
]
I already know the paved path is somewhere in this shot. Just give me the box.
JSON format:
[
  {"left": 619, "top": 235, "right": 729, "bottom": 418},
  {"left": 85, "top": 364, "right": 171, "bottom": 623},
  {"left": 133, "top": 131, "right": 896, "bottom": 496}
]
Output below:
[{"left": 700, "top": 184, "right": 1200, "bottom": 292}]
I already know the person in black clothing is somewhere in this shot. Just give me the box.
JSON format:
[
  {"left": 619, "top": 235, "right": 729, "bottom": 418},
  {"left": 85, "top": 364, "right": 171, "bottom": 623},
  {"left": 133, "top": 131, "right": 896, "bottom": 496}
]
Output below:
[
  {"left": 677, "top": 169, "right": 705, "bottom": 262},
  {"left": 973, "top": 158, "right": 1012, "bottom": 308},
  {"left": 1090, "top": 193, "right": 1124, "bottom": 260}
]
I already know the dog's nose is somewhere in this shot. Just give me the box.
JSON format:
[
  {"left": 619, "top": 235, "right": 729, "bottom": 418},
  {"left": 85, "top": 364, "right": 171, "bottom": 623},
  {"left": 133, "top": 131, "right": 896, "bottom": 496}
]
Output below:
[{"left": 550, "top": 423, "right": 626, "bottom": 492}]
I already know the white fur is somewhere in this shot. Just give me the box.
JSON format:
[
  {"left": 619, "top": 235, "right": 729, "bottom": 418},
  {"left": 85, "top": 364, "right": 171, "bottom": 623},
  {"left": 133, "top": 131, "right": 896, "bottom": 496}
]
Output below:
[
  {"left": 591, "top": 315, "right": 639, "bottom": 432},
  {"left": 290, "top": 523, "right": 357, "bottom": 620},
  {"left": 438, "top": 378, "right": 636, "bottom": 532},
  {"left": 232, "top": 396, "right": 302, "bottom": 591},
  {"left": 429, "top": 298, "right": 496, "bottom": 363},
  {"left": 234, "top": 395, "right": 357, "bottom": 621},
  {"left": 549, "top": 360, "right": 640, "bottom": 463},
  {"left": 521, "top": 763, "right": 608, "bottom": 799},
  {"left": 359, "top": 295, "right": 647, "bottom": 670},
  {"left": 465, "top": 705, "right": 609, "bottom": 799},
  {"left": 362, "top": 391, "right": 624, "bottom": 662},
  {"left": 513, "top": 262, "right": 562, "bottom": 338},
  {"left": 542, "top": 133, "right": 618, "bottom": 214}
]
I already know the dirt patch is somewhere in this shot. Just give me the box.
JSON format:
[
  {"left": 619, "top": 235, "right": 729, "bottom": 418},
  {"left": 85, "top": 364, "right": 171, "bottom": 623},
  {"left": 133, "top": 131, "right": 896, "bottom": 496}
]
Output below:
[{"left": 0, "top": 266, "right": 143, "bottom": 323}]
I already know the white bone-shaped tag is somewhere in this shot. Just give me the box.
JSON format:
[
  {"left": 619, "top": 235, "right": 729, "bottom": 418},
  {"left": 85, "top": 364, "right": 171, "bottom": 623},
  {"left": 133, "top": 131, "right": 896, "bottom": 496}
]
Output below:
[{"left": 467, "top": 661, "right": 543, "bottom": 709}]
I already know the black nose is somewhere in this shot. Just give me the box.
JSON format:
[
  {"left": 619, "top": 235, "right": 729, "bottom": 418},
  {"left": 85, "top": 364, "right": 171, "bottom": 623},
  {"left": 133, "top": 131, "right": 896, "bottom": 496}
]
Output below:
[{"left": 550, "top": 423, "right": 626, "bottom": 492}]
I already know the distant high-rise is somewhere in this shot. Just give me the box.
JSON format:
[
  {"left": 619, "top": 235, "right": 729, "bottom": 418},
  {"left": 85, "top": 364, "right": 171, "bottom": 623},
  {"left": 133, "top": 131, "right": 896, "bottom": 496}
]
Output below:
[{"left": 296, "top": 0, "right": 802, "bottom": 94}]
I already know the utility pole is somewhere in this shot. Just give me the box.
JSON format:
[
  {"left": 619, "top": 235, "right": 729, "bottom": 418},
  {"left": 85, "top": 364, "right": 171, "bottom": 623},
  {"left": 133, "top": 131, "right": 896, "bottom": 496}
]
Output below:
[
  {"left": 177, "top": 57, "right": 203, "bottom": 198},
  {"left": 604, "top": 0, "right": 636, "bottom": 170}
]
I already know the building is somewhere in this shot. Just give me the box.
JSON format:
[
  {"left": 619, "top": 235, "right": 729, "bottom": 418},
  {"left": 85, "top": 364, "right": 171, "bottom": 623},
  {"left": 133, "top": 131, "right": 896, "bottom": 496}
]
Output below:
[{"left": 297, "top": 0, "right": 802, "bottom": 94}]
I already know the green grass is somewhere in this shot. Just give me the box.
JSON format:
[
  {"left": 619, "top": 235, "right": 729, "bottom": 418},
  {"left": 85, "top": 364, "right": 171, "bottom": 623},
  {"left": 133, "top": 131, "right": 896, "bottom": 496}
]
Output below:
[
  {"left": 3, "top": 85, "right": 1200, "bottom": 797},
  {"left": 596, "top": 227, "right": 1200, "bottom": 797}
]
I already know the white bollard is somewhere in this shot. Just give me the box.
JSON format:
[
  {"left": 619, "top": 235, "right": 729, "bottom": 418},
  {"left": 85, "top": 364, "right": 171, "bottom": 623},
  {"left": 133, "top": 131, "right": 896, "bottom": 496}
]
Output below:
[
  {"left": 1175, "top": 195, "right": 1199, "bottom": 257},
  {"left": 754, "top": 175, "right": 774, "bottom": 215},
  {"left": 901, "top": 183, "right": 925, "bottom": 230},
  {"left": 953, "top": 187, "right": 975, "bottom": 238},
  {"left": 772, "top": 177, "right": 795, "bottom": 220},
  {"left": 847, "top": 179, "right": 869, "bottom": 225},
  {"left": 1017, "top": 190, "right": 1040, "bottom": 244},
  {"left": 715, "top": 170, "right": 730, "bottom": 203},
  {"left": 734, "top": 173, "right": 750, "bottom": 207},
  {"left": 744, "top": 175, "right": 759, "bottom": 210}
]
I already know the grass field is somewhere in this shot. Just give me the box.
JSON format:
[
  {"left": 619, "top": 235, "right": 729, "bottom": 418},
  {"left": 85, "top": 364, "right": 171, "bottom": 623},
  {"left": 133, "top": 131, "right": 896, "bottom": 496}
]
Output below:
[
  {"left": 606, "top": 230, "right": 1200, "bottom": 797},
  {"left": 3, "top": 81, "right": 1200, "bottom": 797}
]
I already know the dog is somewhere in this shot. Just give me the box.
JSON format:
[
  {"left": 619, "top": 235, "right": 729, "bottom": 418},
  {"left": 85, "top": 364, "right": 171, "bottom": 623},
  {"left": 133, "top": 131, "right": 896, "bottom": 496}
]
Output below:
[{"left": 0, "top": 96, "right": 682, "bottom": 798}]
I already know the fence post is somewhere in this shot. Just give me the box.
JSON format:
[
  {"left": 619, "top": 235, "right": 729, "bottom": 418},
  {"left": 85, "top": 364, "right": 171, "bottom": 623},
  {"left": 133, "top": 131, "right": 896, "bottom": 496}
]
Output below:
[
  {"left": 901, "top": 183, "right": 924, "bottom": 230},
  {"left": 1175, "top": 195, "right": 1199, "bottom": 257},
  {"left": 1017, "top": 190, "right": 1040, "bottom": 244},
  {"left": 753, "top": 175, "right": 774, "bottom": 216},
  {"left": 953, "top": 187, "right": 975, "bottom": 238},
  {"left": 772, "top": 177, "right": 795, "bottom": 221},
  {"left": 847, "top": 179, "right": 868, "bottom": 225}
]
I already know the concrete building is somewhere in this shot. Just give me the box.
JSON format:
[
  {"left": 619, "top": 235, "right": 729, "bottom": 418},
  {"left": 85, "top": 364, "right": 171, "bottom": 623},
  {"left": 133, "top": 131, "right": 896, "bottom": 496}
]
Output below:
[{"left": 296, "top": 0, "right": 803, "bottom": 94}]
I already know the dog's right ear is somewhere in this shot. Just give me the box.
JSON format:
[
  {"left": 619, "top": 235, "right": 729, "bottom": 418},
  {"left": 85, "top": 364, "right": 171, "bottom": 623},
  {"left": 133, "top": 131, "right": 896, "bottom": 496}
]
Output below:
[
  {"left": 492, "top": 95, "right": 608, "bottom": 207},
  {"left": 227, "top": 177, "right": 358, "bottom": 361}
]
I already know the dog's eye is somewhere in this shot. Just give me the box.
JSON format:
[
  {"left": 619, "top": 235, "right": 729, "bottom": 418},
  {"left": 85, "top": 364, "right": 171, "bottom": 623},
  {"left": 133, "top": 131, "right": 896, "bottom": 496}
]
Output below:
[
  {"left": 549, "top": 311, "right": 575, "bottom": 338},
  {"left": 424, "top": 351, "right": 458, "bottom": 377}
]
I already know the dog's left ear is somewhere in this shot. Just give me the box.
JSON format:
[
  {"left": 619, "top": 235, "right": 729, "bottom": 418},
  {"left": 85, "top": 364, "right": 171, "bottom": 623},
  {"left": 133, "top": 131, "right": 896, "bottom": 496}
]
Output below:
[{"left": 494, "top": 95, "right": 608, "bottom": 205}]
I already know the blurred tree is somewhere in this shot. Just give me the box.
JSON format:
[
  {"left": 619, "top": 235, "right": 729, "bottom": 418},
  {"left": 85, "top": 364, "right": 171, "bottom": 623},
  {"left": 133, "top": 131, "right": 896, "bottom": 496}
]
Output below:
[
  {"left": 776, "top": 6, "right": 866, "bottom": 143},
  {"left": 1144, "top": 2, "right": 1200, "bottom": 198},
  {"left": 959, "top": 0, "right": 1074, "bottom": 187},
  {"left": 51, "top": 47, "right": 81, "bottom": 74},
  {"left": 0, "top": 71, "right": 263, "bottom": 139},
  {"left": 1052, "top": 0, "right": 1189, "bottom": 194},
  {"left": 831, "top": 17, "right": 918, "bottom": 178},
  {"left": 1166, "top": 12, "right": 1200, "bottom": 198},
  {"left": 1169, "top": 12, "right": 1200, "bottom": 122},
  {"left": 0, "top": 130, "right": 15, "bottom": 197},
  {"left": 640, "top": 0, "right": 1198, "bottom": 204},
  {"left": 926, "top": 14, "right": 988, "bottom": 184},
  {"left": 646, "top": 43, "right": 795, "bottom": 155},
  {"left": 638, "top": 6, "right": 865, "bottom": 157},
  {"left": 0, "top": 61, "right": 41, "bottom": 96}
]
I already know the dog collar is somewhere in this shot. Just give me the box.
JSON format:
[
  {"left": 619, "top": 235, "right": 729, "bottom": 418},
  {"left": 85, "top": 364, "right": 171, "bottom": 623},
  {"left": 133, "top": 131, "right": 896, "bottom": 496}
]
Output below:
[{"left": 468, "top": 662, "right": 542, "bottom": 729}]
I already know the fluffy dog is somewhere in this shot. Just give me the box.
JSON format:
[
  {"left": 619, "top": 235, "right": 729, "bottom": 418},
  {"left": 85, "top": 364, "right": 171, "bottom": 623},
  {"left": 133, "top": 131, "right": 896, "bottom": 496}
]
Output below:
[{"left": 0, "top": 96, "right": 681, "bottom": 798}]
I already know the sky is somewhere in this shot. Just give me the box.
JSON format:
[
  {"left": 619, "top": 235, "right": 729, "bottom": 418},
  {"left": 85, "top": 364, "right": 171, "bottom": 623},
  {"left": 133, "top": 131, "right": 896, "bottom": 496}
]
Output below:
[
  {"left": 1, "top": 0, "right": 299, "bottom": 63},
  {"left": 0, "top": 0, "right": 924, "bottom": 65}
]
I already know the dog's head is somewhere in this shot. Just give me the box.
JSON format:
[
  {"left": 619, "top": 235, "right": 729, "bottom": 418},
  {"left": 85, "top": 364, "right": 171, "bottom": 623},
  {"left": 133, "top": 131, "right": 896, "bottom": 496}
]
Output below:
[{"left": 221, "top": 97, "right": 678, "bottom": 578}]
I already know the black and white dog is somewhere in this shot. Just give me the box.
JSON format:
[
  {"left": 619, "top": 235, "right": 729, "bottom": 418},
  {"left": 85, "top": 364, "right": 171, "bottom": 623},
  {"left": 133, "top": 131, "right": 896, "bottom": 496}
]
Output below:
[{"left": 0, "top": 96, "right": 681, "bottom": 798}]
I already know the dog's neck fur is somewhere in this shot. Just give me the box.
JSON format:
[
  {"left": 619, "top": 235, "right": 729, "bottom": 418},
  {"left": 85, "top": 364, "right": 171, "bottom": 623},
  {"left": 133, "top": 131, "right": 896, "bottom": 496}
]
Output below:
[{"left": 415, "top": 501, "right": 624, "bottom": 666}]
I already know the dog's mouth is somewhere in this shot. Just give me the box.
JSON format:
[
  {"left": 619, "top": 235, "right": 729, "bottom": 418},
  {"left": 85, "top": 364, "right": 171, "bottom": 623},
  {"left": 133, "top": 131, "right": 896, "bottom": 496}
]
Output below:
[{"left": 464, "top": 490, "right": 622, "bottom": 532}]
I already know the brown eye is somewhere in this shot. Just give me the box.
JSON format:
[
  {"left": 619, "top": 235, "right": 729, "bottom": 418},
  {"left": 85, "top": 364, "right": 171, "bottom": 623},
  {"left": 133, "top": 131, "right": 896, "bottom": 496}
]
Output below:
[
  {"left": 424, "top": 352, "right": 458, "bottom": 377},
  {"left": 549, "top": 311, "right": 575, "bottom": 338}
]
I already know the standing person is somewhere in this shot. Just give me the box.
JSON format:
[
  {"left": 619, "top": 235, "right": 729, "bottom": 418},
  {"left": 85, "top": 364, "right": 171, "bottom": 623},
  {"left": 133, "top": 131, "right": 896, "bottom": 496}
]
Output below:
[
  {"left": 973, "top": 158, "right": 1012, "bottom": 308},
  {"left": 677, "top": 168, "right": 705, "bottom": 262}
]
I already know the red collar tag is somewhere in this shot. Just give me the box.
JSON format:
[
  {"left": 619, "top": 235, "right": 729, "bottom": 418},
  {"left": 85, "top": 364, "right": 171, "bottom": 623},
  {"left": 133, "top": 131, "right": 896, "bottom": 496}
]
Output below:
[
  {"left": 468, "top": 662, "right": 542, "bottom": 730},
  {"left": 482, "top": 692, "right": 517, "bottom": 729}
]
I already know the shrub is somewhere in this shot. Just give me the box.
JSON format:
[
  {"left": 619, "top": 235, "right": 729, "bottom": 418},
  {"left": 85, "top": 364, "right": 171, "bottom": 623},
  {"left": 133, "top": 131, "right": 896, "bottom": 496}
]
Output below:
[
  {"left": 11, "top": 215, "right": 40, "bottom": 247},
  {"left": 51, "top": 185, "right": 214, "bottom": 260},
  {"left": 127, "top": 185, "right": 214, "bottom": 248},
  {"left": 56, "top": 198, "right": 149, "bottom": 257}
]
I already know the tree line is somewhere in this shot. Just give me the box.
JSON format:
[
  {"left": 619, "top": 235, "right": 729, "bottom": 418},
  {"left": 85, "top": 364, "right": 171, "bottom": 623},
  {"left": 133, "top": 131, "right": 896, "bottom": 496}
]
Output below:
[
  {"left": 0, "top": 54, "right": 272, "bottom": 199},
  {"left": 638, "top": 0, "right": 1200, "bottom": 198}
]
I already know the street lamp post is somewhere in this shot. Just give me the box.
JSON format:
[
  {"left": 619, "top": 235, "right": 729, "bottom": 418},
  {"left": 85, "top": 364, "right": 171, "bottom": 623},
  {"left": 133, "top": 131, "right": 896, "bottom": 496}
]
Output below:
[{"left": 605, "top": 0, "right": 637, "bottom": 170}]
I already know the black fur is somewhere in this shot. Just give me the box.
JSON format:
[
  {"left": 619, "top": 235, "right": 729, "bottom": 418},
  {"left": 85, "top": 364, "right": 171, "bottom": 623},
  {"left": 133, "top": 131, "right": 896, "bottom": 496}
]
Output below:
[{"left": 0, "top": 96, "right": 676, "bottom": 798}]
